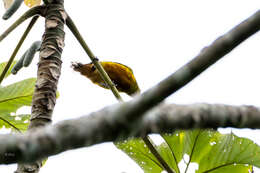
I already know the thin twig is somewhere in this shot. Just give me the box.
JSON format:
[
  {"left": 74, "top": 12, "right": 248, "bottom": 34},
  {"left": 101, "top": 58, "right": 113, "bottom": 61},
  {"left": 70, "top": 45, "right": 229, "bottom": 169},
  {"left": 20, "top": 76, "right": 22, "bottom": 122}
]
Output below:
[
  {"left": 66, "top": 15, "right": 123, "bottom": 101},
  {"left": 0, "top": 16, "right": 39, "bottom": 85},
  {"left": 0, "top": 6, "right": 43, "bottom": 42}
]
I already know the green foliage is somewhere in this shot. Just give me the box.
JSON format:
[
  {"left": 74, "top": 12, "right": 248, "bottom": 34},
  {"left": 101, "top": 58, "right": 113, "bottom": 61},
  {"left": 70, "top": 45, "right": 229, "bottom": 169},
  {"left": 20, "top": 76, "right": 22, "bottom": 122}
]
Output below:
[
  {"left": 0, "top": 78, "right": 36, "bottom": 114},
  {"left": 0, "top": 114, "right": 30, "bottom": 132},
  {"left": 0, "top": 77, "right": 35, "bottom": 132},
  {"left": 0, "top": 61, "right": 36, "bottom": 132},
  {"left": 116, "top": 130, "right": 258, "bottom": 173},
  {"left": 116, "top": 138, "right": 164, "bottom": 173},
  {"left": 0, "top": 61, "right": 17, "bottom": 79}
]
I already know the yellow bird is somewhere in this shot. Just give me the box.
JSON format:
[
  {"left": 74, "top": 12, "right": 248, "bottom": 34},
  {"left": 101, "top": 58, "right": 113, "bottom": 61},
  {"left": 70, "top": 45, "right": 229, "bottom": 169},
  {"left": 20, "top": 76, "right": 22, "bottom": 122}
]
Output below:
[{"left": 71, "top": 61, "right": 140, "bottom": 96}]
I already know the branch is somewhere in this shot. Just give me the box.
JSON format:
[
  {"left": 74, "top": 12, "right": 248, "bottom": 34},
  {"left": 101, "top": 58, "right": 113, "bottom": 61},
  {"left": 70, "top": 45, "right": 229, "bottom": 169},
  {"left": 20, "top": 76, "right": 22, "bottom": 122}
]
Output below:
[
  {"left": 0, "top": 103, "right": 260, "bottom": 164},
  {"left": 66, "top": 15, "right": 123, "bottom": 101},
  {"left": 94, "top": 10, "right": 260, "bottom": 125},
  {"left": 66, "top": 9, "right": 259, "bottom": 173},
  {"left": 1, "top": 8, "right": 257, "bottom": 169},
  {"left": 68, "top": 14, "right": 179, "bottom": 172},
  {"left": 67, "top": 14, "right": 176, "bottom": 172},
  {"left": 0, "top": 16, "right": 39, "bottom": 84},
  {"left": 0, "top": 5, "right": 44, "bottom": 42}
]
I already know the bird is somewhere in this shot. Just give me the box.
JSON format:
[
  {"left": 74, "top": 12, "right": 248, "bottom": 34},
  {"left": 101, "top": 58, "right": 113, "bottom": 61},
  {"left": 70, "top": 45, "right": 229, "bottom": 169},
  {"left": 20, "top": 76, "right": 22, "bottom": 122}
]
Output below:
[{"left": 71, "top": 61, "right": 140, "bottom": 96}]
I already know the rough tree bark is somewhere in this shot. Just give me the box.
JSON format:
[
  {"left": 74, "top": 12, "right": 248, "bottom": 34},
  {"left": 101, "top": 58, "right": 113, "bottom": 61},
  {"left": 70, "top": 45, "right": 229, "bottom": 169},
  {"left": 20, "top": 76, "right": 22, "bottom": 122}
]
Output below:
[
  {"left": 15, "top": 1, "right": 66, "bottom": 173},
  {"left": 1, "top": 103, "right": 260, "bottom": 164}
]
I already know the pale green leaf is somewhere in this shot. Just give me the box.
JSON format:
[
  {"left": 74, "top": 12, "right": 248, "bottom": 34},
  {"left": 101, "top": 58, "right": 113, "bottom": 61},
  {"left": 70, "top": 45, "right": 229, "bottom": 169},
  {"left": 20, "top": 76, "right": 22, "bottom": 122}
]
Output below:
[
  {"left": 116, "top": 138, "right": 163, "bottom": 173},
  {"left": 0, "top": 78, "right": 35, "bottom": 114},
  {"left": 0, "top": 114, "right": 30, "bottom": 132},
  {"left": 117, "top": 130, "right": 259, "bottom": 173},
  {"left": 0, "top": 61, "right": 17, "bottom": 80},
  {"left": 163, "top": 130, "right": 258, "bottom": 173}
]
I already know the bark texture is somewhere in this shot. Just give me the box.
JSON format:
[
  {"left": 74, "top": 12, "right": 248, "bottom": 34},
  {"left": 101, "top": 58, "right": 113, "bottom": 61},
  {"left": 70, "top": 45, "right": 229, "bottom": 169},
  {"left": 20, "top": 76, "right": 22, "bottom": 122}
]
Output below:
[
  {"left": 15, "top": 1, "right": 66, "bottom": 173},
  {"left": 1, "top": 103, "right": 260, "bottom": 164},
  {"left": 30, "top": 2, "right": 66, "bottom": 128}
]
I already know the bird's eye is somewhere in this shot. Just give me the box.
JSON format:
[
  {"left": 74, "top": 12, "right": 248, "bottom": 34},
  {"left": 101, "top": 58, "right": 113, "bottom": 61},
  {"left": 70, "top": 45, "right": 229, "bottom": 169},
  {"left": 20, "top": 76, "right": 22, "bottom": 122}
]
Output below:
[{"left": 91, "top": 65, "right": 96, "bottom": 72}]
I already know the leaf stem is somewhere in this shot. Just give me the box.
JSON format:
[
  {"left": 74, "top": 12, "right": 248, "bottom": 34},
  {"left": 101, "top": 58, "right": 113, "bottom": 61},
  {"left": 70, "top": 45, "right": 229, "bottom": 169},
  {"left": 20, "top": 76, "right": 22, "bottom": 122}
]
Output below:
[
  {"left": 0, "top": 116, "right": 21, "bottom": 133},
  {"left": 66, "top": 13, "right": 174, "bottom": 173},
  {"left": 184, "top": 130, "right": 201, "bottom": 173},
  {"left": 66, "top": 15, "right": 122, "bottom": 101},
  {"left": 0, "top": 16, "right": 39, "bottom": 85},
  {"left": 202, "top": 163, "right": 239, "bottom": 173},
  {"left": 163, "top": 135, "right": 181, "bottom": 173},
  {"left": 143, "top": 136, "right": 175, "bottom": 173},
  {"left": 0, "top": 5, "right": 43, "bottom": 42}
]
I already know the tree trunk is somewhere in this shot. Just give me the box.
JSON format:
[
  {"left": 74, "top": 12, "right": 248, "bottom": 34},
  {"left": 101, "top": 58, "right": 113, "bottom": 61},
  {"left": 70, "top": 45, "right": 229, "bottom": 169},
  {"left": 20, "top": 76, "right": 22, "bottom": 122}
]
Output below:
[{"left": 15, "top": 1, "right": 66, "bottom": 172}]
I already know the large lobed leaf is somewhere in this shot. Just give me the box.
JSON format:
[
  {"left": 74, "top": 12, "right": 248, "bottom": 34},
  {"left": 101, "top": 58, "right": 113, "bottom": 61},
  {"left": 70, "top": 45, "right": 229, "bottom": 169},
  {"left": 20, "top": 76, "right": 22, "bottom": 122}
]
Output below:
[{"left": 117, "top": 130, "right": 258, "bottom": 173}]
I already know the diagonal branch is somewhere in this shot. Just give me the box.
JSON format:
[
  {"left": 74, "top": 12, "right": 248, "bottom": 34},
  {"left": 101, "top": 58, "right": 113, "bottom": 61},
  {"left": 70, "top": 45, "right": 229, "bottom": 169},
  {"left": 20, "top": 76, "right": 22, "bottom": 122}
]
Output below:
[
  {"left": 0, "top": 16, "right": 39, "bottom": 84},
  {"left": 66, "top": 15, "right": 123, "bottom": 101},
  {"left": 100, "top": 9, "right": 260, "bottom": 126},
  {"left": 66, "top": 11, "right": 260, "bottom": 172},
  {"left": 1, "top": 103, "right": 260, "bottom": 164},
  {"left": 0, "top": 5, "right": 44, "bottom": 42}
]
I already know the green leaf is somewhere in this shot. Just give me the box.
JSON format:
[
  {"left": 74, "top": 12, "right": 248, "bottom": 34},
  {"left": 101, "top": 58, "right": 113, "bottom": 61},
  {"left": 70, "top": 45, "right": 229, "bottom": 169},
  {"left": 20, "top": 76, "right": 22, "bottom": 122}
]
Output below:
[
  {"left": 203, "top": 164, "right": 252, "bottom": 173},
  {"left": 117, "top": 130, "right": 259, "bottom": 173},
  {"left": 115, "top": 138, "right": 163, "bottom": 173},
  {"left": 193, "top": 131, "right": 258, "bottom": 172},
  {"left": 157, "top": 142, "right": 179, "bottom": 172},
  {"left": 163, "top": 131, "right": 192, "bottom": 164},
  {"left": 0, "top": 61, "right": 17, "bottom": 80},
  {"left": 0, "top": 78, "right": 36, "bottom": 115},
  {"left": 0, "top": 78, "right": 35, "bottom": 132},
  {"left": 0, "top": 76, "right": 59, "bottom": 132},
  {"left": 163, "top": 130, "right": 258, "bottom": 173},
  {"left": 0, "top": 114, "right": 30, "bottom": 132}
]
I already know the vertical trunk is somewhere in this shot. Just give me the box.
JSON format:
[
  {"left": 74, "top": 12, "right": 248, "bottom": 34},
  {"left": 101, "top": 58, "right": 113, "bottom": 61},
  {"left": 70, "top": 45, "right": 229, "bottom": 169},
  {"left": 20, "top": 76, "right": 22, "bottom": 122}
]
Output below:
[
  {"left": 15, "top": 1, "right": 66, "bottom": 172},
  {"left": 29, "top": 1, "right": 65, "bottom": 128}
]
